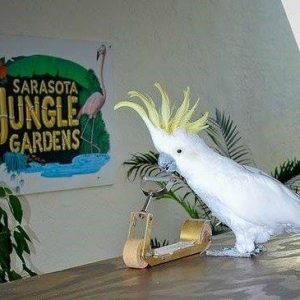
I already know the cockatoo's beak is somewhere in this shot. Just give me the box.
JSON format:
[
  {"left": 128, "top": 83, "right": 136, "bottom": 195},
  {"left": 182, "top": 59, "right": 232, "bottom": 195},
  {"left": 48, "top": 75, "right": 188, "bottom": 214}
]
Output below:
[{"left": 158, "top": 152, "right": 177, "bottom": 173}]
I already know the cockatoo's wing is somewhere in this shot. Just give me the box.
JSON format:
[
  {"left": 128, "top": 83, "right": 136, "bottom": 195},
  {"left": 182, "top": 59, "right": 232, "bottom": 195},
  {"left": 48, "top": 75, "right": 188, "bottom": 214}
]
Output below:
[
  {"left": 221, "top": 165, "right": 300, "bottom": 230},
  {"left": 242, "top": 164, "right": 300, "bottom": 202}
]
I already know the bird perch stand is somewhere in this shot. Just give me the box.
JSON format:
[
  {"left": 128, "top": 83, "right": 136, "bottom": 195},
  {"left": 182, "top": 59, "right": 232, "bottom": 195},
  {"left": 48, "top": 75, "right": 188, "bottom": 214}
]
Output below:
[{"left": 123, "top": 176, "right": 212, "bottom": 269}]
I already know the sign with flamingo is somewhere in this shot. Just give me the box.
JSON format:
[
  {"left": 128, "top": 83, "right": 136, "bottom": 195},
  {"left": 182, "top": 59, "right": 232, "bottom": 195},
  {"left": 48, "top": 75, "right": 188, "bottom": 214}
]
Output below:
[{"left": 0, "top": 35, "right": 114, "bottom": 194}]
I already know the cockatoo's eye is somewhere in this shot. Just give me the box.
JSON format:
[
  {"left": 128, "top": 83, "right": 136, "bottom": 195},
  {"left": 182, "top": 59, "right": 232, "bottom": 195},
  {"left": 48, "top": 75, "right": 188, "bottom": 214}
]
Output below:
[{"left": 177, "top": 149, "right": 182, "bottom": 154}]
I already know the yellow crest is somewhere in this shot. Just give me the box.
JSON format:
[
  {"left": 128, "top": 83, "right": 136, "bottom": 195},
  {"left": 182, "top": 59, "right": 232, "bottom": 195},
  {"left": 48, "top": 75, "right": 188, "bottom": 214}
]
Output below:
[{"left": 114, "top": 83, "right": 209, "bottom": 134}]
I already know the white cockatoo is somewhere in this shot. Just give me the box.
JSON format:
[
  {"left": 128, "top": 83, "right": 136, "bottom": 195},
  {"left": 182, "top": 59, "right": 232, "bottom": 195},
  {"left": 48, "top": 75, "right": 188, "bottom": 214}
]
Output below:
[{"left": 115, "top": 83, "right": 300, "bottom": 257}]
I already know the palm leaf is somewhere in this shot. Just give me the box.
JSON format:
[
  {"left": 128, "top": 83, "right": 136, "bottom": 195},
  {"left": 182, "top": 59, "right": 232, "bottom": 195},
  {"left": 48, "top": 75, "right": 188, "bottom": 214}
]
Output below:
[
  {"left": 206, "top": 109, "right": 254, "bottom": 166},
  {"left": 150, "top": 237, "right": 169, "bottom": 249},
  {"left": 272, "top": 159, "right": 300, "bottom": 194},
  {"left": 157, "top": 186, "right": 200, "bottom": 219},
  {"left": 123, "top": 151, "right": 160, "bottom": 181}
]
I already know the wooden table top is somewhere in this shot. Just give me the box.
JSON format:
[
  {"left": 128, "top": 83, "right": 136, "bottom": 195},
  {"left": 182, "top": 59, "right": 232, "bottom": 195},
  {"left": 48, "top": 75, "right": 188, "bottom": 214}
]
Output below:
[{"left": 1, "top": 232, "right": 300, "bottom": 299}]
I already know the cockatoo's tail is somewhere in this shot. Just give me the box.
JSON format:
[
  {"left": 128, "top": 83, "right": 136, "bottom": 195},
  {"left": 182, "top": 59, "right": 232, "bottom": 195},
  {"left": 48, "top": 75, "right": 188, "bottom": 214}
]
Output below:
[{"left": 114, "top": 82, "right": 209, "bottom": 135}]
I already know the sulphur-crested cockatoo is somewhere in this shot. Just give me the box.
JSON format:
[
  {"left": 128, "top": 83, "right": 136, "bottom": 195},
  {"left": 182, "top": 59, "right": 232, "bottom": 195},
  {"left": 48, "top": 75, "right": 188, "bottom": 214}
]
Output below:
[{"left": 115, "top": 83, "right": 300, "bottom": 257}]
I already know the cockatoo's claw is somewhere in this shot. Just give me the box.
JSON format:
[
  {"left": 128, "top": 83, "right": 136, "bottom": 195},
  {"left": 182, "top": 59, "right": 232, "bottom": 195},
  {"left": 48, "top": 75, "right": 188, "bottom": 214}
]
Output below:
[
  {"left": 253, "top": 244, "right": 266, "bottom": 254},
  {"left": 206, "top": 247, "right": 252, "bottom": 258}
]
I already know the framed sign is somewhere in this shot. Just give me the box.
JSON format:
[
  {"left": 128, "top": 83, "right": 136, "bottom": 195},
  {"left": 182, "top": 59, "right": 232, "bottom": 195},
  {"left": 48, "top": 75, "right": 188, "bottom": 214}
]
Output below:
[{"left": 0, "top": 35, "right": 114, "bottom": 194}]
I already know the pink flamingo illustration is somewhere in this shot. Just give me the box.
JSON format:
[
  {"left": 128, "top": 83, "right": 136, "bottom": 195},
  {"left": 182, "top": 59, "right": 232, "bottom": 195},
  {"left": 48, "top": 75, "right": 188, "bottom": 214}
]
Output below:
[{"left": 77, "top": 44, "right": 107, "bottom": 152}]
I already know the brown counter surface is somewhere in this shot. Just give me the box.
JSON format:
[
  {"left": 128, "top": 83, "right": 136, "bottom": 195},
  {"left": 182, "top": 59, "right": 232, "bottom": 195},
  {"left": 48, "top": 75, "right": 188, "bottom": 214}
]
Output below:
[{"left": 1, "top": 232, "right": 300, "bottom": 299}]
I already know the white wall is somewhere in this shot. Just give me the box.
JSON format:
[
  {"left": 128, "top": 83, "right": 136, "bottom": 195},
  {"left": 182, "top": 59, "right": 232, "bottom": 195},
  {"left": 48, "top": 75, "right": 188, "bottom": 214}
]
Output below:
[
  {"left": 281, "top": 0, "right": 300, "bottom": 50},
  {"left": 0, "top": 0, "right": 299, "bottom": 274}
]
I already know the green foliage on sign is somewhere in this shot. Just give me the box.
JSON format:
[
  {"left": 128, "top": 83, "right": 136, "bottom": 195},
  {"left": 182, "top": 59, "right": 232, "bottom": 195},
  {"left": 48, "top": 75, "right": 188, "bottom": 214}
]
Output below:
[
  {"left": 6, "top": 55, "right": 110, "bottom": 154},
  {"left": 7, "top": 55, "right": 100, "bottom": 92}
]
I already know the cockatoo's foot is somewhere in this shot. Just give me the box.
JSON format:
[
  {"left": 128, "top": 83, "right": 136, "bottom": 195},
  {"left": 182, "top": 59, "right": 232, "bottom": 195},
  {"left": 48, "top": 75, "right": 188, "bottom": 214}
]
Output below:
[
  {"left": 206, "top": 247, "right": 254, "bottom": 258},
  {"left": 254, "top": 244, "right": 266, "bottom": 254},
  {"left": 206, "top": 244, "right": 266, "bottom": 258}
]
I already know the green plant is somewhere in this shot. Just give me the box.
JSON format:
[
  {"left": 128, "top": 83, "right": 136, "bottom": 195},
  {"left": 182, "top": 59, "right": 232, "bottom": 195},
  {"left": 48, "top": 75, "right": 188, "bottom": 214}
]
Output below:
[
  {"left": 0, "top": 184, "right": 36, "bottom": 282},
  {"left": 151, "top": 238, "right": 169, "bottom": 249},
  {"left": 124, "top": 151, "right": 160, "bottom": 181},
  {"left": 272, "top": 159, "right": 300, "bottom": 194},
  {"left": 207, "top": 109, "right": 254, "bottom": 165}
]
